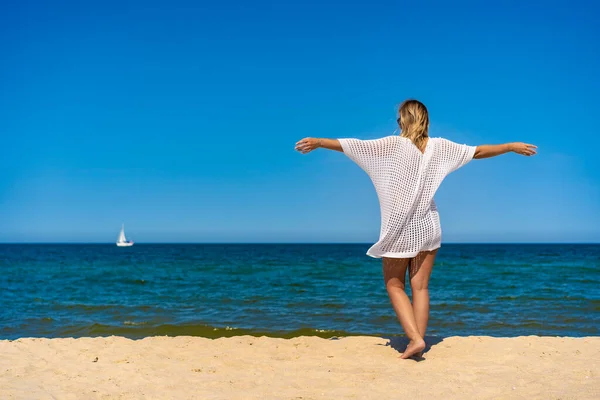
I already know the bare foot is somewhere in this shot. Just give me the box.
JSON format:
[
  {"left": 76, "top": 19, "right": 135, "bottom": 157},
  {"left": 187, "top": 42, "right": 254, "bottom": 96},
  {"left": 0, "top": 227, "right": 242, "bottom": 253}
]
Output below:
[{"left": 400, "top": 339, "right": 425, "bottom": 359}]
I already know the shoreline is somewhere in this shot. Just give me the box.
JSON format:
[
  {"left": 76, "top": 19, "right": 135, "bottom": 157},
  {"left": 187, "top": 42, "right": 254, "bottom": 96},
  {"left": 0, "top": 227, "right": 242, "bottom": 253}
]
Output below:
[{"left": 1, "top": 335, "right": 598, "bottom": 399}]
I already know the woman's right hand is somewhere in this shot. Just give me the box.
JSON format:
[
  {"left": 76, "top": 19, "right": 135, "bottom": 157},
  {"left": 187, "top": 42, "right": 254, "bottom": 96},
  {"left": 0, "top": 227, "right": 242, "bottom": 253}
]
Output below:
[{"left": 510, "top": 143, "right": 538, "bottom": 156}]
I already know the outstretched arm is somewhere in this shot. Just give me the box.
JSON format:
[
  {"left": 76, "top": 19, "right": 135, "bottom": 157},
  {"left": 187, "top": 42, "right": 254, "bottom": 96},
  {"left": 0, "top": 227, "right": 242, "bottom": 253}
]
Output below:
[
  {"left": 474, "top": 142, "right": 537, "bottom": 159},
  {"left": 296, "top": 136, "right": 396, "bottom": 175},
  {"left": 295, "top": 138, "right": 342, "bottom": 154}
]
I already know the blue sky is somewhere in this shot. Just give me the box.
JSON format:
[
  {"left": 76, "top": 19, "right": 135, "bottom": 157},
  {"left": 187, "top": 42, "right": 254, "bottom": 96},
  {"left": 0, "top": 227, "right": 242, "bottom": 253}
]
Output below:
[{"left": 1, "top": 0, "right": 599, "bottom": 243}]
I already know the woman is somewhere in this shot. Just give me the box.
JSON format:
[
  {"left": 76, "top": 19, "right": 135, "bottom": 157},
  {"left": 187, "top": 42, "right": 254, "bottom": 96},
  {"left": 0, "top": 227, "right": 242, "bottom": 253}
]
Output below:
[{"left": 295, "top": 99, "right": 537, "bottom": 359}]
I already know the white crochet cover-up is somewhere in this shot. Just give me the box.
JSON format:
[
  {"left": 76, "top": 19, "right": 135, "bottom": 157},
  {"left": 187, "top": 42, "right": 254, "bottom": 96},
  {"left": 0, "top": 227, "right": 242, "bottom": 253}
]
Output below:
[{"left": 338, "top": 135, "right": 476, "bottom": 259}]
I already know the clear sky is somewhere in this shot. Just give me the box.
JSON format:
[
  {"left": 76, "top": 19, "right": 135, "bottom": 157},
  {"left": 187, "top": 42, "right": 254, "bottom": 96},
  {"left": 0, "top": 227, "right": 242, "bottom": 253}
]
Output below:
[{"left": 1, "top": 0, "right": 599, "bottom": 243}]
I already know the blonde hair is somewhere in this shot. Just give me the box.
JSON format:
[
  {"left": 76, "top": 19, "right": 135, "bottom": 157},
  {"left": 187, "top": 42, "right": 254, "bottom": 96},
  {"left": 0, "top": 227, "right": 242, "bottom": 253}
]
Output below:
[{"left": 398, "top": 99, "right": 429, "bottom": 151}]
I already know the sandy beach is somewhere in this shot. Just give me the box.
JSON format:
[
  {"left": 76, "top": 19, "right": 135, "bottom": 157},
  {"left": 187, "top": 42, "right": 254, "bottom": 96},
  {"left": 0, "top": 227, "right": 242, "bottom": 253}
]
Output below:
[{"left": 1, "top": 335, "right": 598, "bottom": 399}]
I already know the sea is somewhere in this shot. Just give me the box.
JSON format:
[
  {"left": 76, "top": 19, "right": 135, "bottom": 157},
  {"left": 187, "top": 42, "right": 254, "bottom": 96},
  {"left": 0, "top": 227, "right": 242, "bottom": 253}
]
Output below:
[{"left": 1, "top": 244, "right": 598, "bottom": 340}]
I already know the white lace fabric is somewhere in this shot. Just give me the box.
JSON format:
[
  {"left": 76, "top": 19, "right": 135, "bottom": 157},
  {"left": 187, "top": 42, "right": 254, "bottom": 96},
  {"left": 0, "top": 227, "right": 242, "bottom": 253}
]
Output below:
[{"left": 338, "top": 136, "right": 476, "bottom": 258}]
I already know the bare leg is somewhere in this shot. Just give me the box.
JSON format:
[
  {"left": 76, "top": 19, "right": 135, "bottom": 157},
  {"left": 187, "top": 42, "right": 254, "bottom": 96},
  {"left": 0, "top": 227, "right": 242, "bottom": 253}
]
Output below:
[
  {"left": 382, "top": 257, "right": 425, "bottom": 359},
  {"left": 409, "top": 250, "right": 438, "bottom": 340}
]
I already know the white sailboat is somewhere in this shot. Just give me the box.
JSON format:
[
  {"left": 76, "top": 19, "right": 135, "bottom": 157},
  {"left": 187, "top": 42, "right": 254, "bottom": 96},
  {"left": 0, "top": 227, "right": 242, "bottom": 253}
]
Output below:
[{"left": 116, "top": 224, "right": 134, "bottom": 247}]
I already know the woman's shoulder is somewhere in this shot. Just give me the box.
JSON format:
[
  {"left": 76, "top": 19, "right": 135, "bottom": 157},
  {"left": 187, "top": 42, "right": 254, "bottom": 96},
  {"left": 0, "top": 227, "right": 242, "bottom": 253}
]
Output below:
[
  {"left": 369, "top": 135, "right": 404, "bottom": 146},
  {"left": 427, "top": 137, "right": 444, "bottom": 143},
  {"left": 427, "top": 137, "right": 452, "bottom": 149}
]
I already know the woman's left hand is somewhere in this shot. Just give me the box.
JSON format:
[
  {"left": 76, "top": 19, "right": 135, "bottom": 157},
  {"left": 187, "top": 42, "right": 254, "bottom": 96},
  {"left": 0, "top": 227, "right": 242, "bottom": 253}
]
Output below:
[{"left": 295, "top": 138, "right": 320, "bottom": 154}]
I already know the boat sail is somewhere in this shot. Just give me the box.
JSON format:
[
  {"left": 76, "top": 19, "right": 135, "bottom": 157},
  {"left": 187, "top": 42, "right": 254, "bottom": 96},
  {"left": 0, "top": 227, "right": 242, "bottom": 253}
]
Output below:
[{"left": 116, "top": 224, "right": 134, "bottom": 247}]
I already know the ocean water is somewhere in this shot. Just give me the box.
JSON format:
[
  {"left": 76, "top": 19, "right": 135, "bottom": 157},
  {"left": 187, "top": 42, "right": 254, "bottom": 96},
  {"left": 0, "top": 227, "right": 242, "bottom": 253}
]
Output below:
[{"left": 0, "top": 244, "right": 598, "bottom": 340}]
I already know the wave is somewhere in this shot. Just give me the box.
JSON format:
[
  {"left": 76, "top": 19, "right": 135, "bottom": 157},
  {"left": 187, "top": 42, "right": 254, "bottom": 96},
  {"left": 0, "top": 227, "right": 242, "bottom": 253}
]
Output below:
[{"left": 28, "top": 323, "right": 366, "bottom": 340}]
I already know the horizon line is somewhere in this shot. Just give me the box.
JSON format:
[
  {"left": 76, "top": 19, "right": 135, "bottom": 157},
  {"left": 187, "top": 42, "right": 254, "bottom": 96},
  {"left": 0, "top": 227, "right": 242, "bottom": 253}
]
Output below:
[{"left": 0, "top": 242, "right": 599, "bottom": 245}]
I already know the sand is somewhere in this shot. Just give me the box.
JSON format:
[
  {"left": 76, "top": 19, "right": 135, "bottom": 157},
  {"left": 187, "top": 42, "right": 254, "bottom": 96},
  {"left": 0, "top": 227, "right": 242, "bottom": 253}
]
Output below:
[{"left": 0, "top": 335, "right": 598, "bottom": 399}]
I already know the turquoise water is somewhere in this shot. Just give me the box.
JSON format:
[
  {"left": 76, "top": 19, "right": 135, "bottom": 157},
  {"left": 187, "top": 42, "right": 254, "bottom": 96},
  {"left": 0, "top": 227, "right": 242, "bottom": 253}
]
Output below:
[{"left": 1, "top": 244, "right": 598, "bottom": 339}]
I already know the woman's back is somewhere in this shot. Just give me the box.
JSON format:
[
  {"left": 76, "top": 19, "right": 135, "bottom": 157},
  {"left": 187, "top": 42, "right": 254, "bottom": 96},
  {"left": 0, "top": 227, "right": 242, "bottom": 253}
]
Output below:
[{"left": 338, "top": 135, "right": 476, "bottom": 258}]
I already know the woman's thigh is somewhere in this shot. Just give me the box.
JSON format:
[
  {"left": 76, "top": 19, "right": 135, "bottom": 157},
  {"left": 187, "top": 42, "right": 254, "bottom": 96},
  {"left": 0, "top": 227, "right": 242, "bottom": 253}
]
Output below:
[
  {"left": 409, "top": 250, "right": 438, "bottom": 290},
  {"left": 382, "top": 257, "right": 411, "bottom": 289}
]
